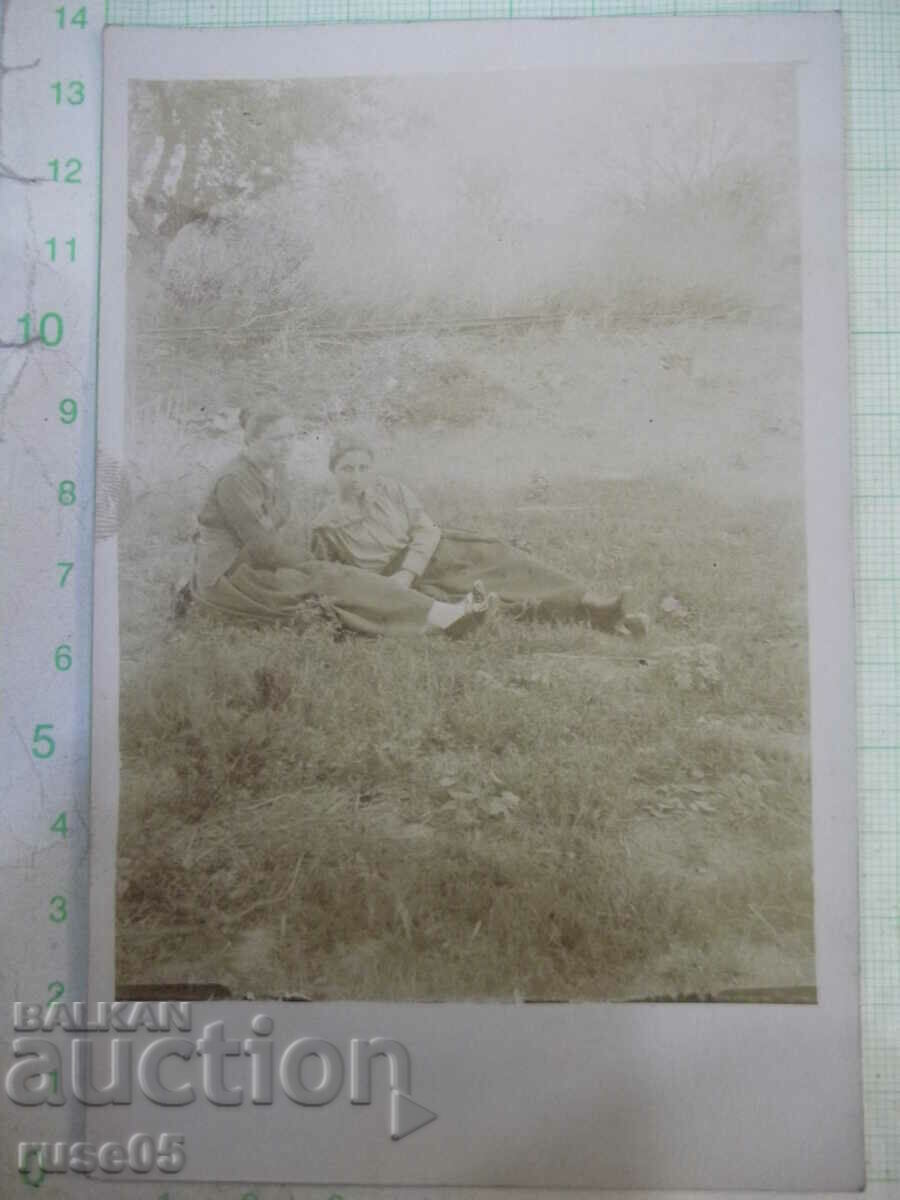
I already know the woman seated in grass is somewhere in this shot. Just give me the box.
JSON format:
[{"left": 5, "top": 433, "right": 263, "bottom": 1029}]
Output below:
[
  {"left": 190, "top": 407, "right": 491, "bottom": 637},
  {"left": 311, "top": 433, "right": 648, "bottom": 635}
]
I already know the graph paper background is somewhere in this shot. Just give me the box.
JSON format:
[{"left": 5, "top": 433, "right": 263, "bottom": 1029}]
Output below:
[{"left": 103, "top": 0, "right": 898, "bottom": 1183}]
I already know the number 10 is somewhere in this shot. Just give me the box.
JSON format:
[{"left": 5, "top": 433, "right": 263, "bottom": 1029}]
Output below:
[{"left": 18, "top": 313, "right": 64, "bottom": 347}]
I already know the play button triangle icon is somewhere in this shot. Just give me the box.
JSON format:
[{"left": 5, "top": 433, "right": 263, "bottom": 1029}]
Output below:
[{"left": 391, "top": 1088, "right": 438, "bottom": 1140}]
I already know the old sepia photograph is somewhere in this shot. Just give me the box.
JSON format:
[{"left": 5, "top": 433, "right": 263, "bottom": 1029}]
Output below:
[{"left": 114, "top": 60, "right": 814, "bottom": 1004}]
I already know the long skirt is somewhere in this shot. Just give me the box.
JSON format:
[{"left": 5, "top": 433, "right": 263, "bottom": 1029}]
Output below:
[
  {"left": 194, "top": 560, "right": 434, "bottom": 637},
  {"left": 414, "top": 530, "right": 587, "bottom": 621}
]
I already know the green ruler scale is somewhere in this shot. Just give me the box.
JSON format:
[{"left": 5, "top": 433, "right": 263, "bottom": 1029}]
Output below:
[
  {"left": 1, "top": 0, "right": 897, "bottom": 1192},
  {"left": 0, "top": 0, "right": 104, "bottom": 1187}
]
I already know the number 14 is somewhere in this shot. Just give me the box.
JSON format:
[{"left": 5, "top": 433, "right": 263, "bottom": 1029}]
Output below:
[{"left": 55, "top": 6, "right": 87, "bottom": 28}]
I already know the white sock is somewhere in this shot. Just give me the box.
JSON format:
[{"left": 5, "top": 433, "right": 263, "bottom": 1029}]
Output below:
[{"left": 426, "top": 599, "right": 465, "bottom": 630}]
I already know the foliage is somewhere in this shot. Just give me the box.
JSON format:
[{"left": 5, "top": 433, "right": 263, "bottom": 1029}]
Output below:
[{"left": 129, "top": 66, "right": 798, "bottom": 330}]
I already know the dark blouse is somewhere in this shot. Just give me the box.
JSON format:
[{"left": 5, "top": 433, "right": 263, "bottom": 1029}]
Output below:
[{"left": 193, "top": 454, "right": 293, "bottom": 589}]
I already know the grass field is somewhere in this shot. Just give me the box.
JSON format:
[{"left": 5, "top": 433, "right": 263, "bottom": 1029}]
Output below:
[{"left": 115, "top": 308, "right": 813, "bottom": 1002}]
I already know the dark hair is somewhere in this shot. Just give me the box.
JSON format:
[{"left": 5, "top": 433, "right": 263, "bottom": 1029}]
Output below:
[
  {"left": 239, "top": 406, "right": 294, "bottom": 441},
  {"left": 329, "top": 432, "right": 375, "bottom": 473}
]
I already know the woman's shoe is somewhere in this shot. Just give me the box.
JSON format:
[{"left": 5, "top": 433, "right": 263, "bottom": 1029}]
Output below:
[{"left": 444, "top": 581, "right": 498, "bottom": 639}]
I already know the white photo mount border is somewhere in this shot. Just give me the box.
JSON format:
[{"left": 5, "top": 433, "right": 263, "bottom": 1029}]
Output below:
[{"left": 90, "top": 14, "right": 861, "bottom": 1190}]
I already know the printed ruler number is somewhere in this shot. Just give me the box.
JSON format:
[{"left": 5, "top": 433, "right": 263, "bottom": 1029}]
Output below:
[
  {"left": 31, "top": 725, "right": 55, "bottom": 760},
  {"left": 48, "top": 158, "right": 81, "bottom": 184},
  {"left": 48, "top": 981, "right": 64, "bottom": 1001},
  {"left": 46, "top": 238, "right": 76, "bottom": 263},
  {"left": 57, "top": 562, "right": 73, "bottom": 587},
  {"left": 51, "top": 813, "right": 67, "bottom": 837},
  {"left": 50, "top": 81, "right": 85, "bottom": 106},
  {"left": 55, "top": 5, "right": 87, "bottom": 28},
  {"left": 59, "top": 398, "right": 77, "bottom": 423},
  {"left": 54, "top": 644, "right": 72, "bottom": 671},
  {"left": 17, "top": 313, "right": 64, "bottom": 347},
  {"left": 58, "top": 480, "right": 75, "bottom": 506},
  {"left": 49, "top": 896, "right": 67, "bottom": 924}
]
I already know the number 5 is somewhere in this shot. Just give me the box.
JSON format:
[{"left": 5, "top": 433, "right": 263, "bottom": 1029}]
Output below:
[{"left": 32, "top": 724, "right": 55, "bottom": 759}]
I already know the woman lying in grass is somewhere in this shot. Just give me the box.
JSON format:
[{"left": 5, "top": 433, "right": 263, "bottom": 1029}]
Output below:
[
  {"left": 190, "top": 407, "right": 491, "bottom": 637},
  {"left": 311, "top": 433, "right": 648, "bottom": 636}
]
